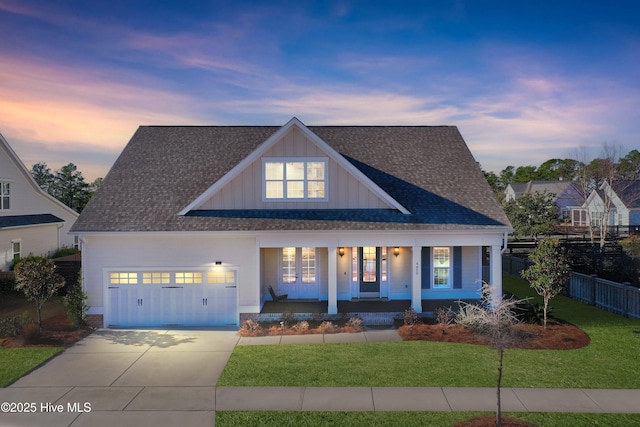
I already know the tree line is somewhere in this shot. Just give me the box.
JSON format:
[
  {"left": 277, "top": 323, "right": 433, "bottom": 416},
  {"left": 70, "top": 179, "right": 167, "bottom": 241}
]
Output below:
[
  {"left": 483, "top": 147, "right": 640, "bottom": 193},
  {"left": 30, "top": 162, "right": 102, "bottom": 213}
]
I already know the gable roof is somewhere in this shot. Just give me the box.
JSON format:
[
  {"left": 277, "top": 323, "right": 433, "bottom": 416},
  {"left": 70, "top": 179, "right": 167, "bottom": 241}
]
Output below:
[
  {"left": 610, "top": 180, "right": 640, "bottom": 209},
  {"left": 180, "top": 118, "right": 410, "bottom": 214},
  {"left": 71, "top": 120, "right": 511, "bottom": 233},
  {"left": 0, "top": 132, "right": 79, "bottom": 219}
]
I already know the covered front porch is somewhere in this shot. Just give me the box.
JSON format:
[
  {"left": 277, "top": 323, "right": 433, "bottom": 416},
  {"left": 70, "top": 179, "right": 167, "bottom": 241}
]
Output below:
[{"left": 258, "top": 238, "right": 504, "bottom": 315}]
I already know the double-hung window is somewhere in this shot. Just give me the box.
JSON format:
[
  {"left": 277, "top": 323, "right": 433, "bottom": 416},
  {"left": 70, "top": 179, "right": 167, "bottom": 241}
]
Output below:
[
  {"left": 433, "top": 247, "right": 451, "bottom": 288},
  {"left": 263, "top": 158, "right": 327, "bottom": 200},
  {"left": 0, "top": 182, "right": 10, "bottom": 210},
  {"left": 11, "top": 240, "right": 21, "bottom": 263}
]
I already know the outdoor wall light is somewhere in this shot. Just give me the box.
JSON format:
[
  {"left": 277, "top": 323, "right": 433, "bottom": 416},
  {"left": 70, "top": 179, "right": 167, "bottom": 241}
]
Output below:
[
  {"left": 393, "top": 247, "right": 400, "bottom": 257},
  {"left": 338, "top": 247, "right": 345, "bottom": 257},
  {"left": 215, "top": 260, "right": 222, "bottom": 265}
]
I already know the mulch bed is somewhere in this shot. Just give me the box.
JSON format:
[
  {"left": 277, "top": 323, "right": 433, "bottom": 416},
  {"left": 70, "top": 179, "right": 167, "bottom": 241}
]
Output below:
[
  {"left": 238, "top": 324, "right": 364, "bottom": 337},
  {"left": 1, "top": 312, "right": 95, "bottom": 349},
  {"left": 453, "top": 415, "right": 538, "bottom": 426},
  {"left": 397, "top": 322, "right": 590, "bottom": 350}
]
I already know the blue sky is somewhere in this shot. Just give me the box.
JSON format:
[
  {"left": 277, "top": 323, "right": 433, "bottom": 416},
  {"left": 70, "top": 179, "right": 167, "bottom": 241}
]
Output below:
[{"left": 1, "top": 0, "right": 639, "bottom": 180}]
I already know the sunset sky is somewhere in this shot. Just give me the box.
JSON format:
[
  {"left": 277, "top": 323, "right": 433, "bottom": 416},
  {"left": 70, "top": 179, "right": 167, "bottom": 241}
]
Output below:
[{"left": 1, "top": 0, "right": 639, "bottom": 181}]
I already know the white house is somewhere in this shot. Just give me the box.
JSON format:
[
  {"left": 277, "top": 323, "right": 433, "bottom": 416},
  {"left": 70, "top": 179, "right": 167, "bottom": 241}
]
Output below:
[
  {"left": 505, "top": 180, "right": 585, "bottom": 223},
  {"left": 0, "top": 132, "right": 79, "bottom": 271},
  {"left": 71, "top": 118, "right": 512, "bottom": 328},
  {"left": 582, "top": 180, "right": 640, "bottom": 229}
]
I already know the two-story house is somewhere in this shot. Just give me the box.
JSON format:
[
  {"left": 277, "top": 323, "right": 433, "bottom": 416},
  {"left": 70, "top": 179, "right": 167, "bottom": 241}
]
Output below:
[
  {"left": 0, "top": 133, "right": 79, "bottom": 271},
  {"left": 71, "top": 118, "right": 512, "bottom": 328}
]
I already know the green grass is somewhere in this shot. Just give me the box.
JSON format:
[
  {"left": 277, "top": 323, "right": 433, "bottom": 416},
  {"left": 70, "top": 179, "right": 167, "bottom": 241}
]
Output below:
[
  {"left": 216, "top": 411, "right": 640, "bottom": 426},
  {"left": 0, "top": 295, "right": 65, "bottom": 387},
  {"left": 0, "top": 347, "right": 62, "bottom": 387},
  {"left": 218, "top": 275, "right": 640, "bottom": 388}
]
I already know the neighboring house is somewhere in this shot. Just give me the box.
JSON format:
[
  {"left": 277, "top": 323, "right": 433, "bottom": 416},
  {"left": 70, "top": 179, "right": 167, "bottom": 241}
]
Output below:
[
  {"left": 582, "top": 180, "right": 640, "bottom": 229},
  {"left": 0, "top": 132, "right": 79, "bottom": 271},
  {"left": 505, "top": 180, "right": 585, "bottom": 223},
  {"left": 71, "top": 118, "right": 512, "bottom": 328}
]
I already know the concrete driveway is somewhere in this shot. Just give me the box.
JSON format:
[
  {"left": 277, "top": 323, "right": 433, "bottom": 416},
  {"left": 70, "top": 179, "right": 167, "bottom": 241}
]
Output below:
[{"left": 1, "top": 329, "right": 240, "bottom": 427}]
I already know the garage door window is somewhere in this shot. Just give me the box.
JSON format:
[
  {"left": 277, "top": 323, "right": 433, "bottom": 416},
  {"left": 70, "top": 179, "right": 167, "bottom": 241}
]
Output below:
[
  {"left": 175, "top": 272, "right": 203, "bottom": 284},
  {"left": 143, "top": 272, "right": 170, "bottom": 284},
  {"left": 110, "top": 272, "right": 138, "bottom": 284},
  {"left": 208, "top": 270, "right": 236, "bottom": 284}
]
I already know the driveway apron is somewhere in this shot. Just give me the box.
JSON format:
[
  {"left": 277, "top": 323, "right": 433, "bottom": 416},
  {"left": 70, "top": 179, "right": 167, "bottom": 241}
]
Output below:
[{"left": 2, "top": 329, "right": 239, "bottom": 427}]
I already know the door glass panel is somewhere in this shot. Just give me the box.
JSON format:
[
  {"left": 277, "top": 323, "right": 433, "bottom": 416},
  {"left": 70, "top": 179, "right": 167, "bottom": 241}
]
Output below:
[
  {"left": 362, "top": 246, "right": 377, "bottom": 282},
  {"left": 301, "top": 247, "right": 316, "bottom": 283},
  {"left": 282, "top": 247, "right": 296, "bottom": 283},
  {"left": 351, "top": 247, "right": 358, "bottom": 282}
]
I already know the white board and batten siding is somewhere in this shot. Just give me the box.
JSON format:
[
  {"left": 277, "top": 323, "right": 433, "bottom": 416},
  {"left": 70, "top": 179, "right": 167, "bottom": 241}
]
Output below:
[{"left": 199, "top": 127, "right": 392, "bottom": 210}]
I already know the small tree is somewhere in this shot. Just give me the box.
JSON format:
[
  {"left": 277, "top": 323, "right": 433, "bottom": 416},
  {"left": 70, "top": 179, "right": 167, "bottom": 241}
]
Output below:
[
  {"left": 456, "top": 284, "right": 524, "bottom": 426},
  {"left": 14, "top": 256, "right": 65, "bottom": 331},
  {"left": 521, "top": 238, "right": 570, "bottom": 328},
  {"left": 503, "top": 190, "right": 559, "bottom": 240}
]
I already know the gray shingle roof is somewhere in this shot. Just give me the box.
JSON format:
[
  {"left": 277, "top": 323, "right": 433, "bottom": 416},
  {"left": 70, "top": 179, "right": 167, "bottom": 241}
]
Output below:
[
  {"left": 71, "top": 124, "right": 511, "bottom": 232},
  {"left": 0, "top": 214, "right": 64, "bottom": 229}
]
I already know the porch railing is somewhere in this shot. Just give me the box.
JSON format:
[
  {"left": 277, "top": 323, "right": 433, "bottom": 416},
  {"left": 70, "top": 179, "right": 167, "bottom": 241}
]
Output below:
[{"left": 503, "top": 254, "right": 640, "bottom": 319}]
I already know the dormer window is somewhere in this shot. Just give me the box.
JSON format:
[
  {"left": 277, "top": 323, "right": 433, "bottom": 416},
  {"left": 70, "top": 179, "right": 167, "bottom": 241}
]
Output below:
[
  {"left": 263, "top": 158, "right": 327, "bottom": 201},
  {"left": 0, "top": 182, "right": 10, "bottom": 210}
]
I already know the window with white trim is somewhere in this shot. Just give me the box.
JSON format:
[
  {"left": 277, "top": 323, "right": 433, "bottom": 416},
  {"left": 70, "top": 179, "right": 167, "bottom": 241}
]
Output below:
[
  {"left": 1, "top": 182, "right": 10, "bottom": 210},
  {"left": 281, "top": 247, "right": 316, "bottom": 283},
  {"left": 433, "top": 247, "right": 451, "bottom": 288},
  {"left": 263, "top": 158, "right": 327, "bottom": 200},
  {"left": 11, "top": 240, "right": 20, "bottom": 263}
]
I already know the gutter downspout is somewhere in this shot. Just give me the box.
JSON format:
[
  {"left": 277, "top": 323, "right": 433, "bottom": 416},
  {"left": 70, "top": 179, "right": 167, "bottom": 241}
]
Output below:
[{"left": 500, "top": 231, "right": 509, "bottom": 254}]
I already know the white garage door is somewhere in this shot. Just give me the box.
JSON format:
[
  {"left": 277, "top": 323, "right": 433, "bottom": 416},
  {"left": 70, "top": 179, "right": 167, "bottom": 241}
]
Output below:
[{"left": 106, "top": 269, "right": 238, "bottom": 327}]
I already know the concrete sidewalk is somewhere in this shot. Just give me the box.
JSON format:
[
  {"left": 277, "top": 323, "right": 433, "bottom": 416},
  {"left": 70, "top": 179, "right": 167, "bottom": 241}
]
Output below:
[
  {"left": 216, "top": 386, "right": 640, "bottom": 413},
  {"left": 1, "top": 329, "right": 639, "bottom": 427}
]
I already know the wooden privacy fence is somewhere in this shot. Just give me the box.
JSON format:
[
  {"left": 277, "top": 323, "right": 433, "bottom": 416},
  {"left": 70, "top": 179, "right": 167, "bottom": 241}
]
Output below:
[{"left": 503, "top": 254, "right": 640, "bottom": 319}]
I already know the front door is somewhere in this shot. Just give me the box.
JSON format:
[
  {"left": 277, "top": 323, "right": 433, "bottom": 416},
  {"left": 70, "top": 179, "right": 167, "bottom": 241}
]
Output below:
[{"left": 359, "top": 246, "right": 380, "bottom": 297}]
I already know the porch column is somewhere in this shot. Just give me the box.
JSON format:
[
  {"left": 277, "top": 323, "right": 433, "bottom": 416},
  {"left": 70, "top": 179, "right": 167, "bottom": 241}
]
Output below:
[
  {"left": 328, "top": 246, "right": 338, "bottom": 314},
  {"left": 411, "top": 246, "right": 422, "bottom": 313},
  {"left": 490, "top": 244, "right": 503, "bottom": 305}
]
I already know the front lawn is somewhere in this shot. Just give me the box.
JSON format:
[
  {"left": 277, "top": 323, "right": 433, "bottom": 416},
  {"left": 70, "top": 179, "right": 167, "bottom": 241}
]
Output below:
[
  {"left": 217, "top": 275, "right": 640, "bottom": 388},
  {"left": 0, "top": 295, "right": 85, "bottom": 387},
  {"left": 0, "top": 347, "right": 62, "bottom": 387},
  {"left": 217, "top": 411, "right": 640, "bottom": 427}
]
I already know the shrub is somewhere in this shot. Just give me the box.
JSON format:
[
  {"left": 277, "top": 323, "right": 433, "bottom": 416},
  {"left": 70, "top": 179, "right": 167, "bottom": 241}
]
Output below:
[
  {"left": 346, "top": 317, "right": 363, "bottom": 330},
  {"left": 0, "top": 312, "right": 32, "bottom": 337},
  {"left": 0, "top": 274, "right": 17, "bottom": 295},
  {"left": 63, "top": 285, "right": 89, "bottom": 327},
  {"left": 514, "top": 300, "right": 553, "bottom": 325},
  {"left": 403, "top": 307, "right": 420, "bottom": 326},
  {"left": 52, "top": 247, "right": 80, "bottom": 258},
  {"left": 280, "top": 312, "right": 296, "bottom": 327},
  {"left": 435, "top": 306, "right": 456, "bottom": 326},
  {"left": 240, "top": 319, "right": 263, "bottom": 333},
  {"left": 318, "top": 321, "right": 335, "bottom": 333},
  {"left": 292, "top": 321, "right": 310, "bottom": 332}
]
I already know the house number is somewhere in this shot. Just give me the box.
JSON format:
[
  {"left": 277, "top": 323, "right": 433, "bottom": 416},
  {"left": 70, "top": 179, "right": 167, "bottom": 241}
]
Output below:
[{"left": 415, "top": 262, "right": 419, "bottom": 275}]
